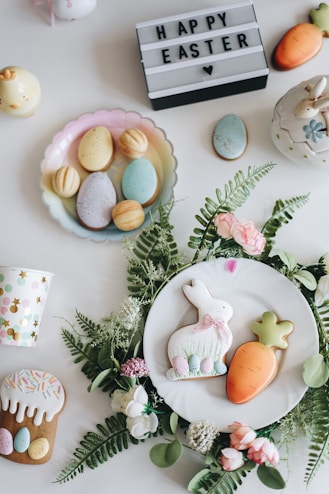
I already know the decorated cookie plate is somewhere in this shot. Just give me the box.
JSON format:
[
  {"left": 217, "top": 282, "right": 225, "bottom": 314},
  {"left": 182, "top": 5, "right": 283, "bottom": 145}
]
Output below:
[
  {"left": 143, "top": 257, "right": 319, "bottom": 432},
  {"left": 40, "top": 109, "right": 177, "bottom": 241}
]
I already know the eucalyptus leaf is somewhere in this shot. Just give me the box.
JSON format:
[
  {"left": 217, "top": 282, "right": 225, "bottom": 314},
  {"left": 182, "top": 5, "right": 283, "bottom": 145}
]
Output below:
[
  {"left": 257, "top": 464, "right": 286, "bottom": 490},
  {"left": 149, "top": 440, "right": 183, "bottom": 468},
  {"left": 88, "top": 368, "right": 112, "bottom": 392},
  {"left": 293, "top": 270, "right": 317, "bottom": 291},
  {"left": 303, "top": 353, "right": 329, "bottom": 388},
  {"left": 275, "top": 249, "right": 297, "bottom": 270},
  {"left": 169, "top": 412, "right": 179, "bottom": 435},
  {"left": 187, "top": 468, "right": 211, "bottom": 492}
]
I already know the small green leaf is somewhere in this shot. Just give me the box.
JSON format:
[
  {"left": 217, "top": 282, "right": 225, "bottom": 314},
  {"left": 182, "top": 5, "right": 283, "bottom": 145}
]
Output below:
[
  {"left": 149, "top": 440, "right": 183, "bottom": 468},
  {"left": 303, "top": 353, "right": 329, "bottom": 388},
  {"left": 294, "top": 270, "right": 317, "bottom": 291},
  {"left": 275, "top": 250, "right": 297, "bottom": 270},
  {"left": 187, "top": 468, "right": 211, "bottom": 492},
  {"left": 169, "top": 412, "right": 179, "bottom": 435},
  {"left": 88, "top": 369, "right": 112, "bottom": 392},
  {"left": 257, "top": 464, "right": 286, "bottom": 489}
]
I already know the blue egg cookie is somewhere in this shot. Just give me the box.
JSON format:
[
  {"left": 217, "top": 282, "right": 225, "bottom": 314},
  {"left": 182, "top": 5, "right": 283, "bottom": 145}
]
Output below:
[
  {"left": 212, "top": 114, "right": 247, "bottom": 160},
  {"left": 121, "top": 158, "right": 159, "bottom": 207}
]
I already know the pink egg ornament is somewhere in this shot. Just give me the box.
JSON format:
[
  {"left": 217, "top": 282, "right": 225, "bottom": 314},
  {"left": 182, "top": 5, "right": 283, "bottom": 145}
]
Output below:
[{"left": 51, "top": 0, "right": 97, "bottom": 20}]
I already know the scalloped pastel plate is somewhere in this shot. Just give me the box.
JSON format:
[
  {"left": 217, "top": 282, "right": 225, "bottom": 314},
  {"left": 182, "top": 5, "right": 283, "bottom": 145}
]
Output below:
[
  {"left": 144, "top": 258, "right": 319, "bottom": 432},
  {"left": 40, "top": 109, "right": 177, "bottom": 241}
]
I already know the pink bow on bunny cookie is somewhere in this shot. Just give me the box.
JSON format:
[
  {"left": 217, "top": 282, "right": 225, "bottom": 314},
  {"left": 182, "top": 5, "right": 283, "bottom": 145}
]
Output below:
[{"left": 195, "top": 314, "right": 231, "bottom": 344}]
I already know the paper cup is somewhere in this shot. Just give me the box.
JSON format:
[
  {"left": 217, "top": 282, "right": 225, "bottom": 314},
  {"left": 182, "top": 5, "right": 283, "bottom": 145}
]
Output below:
[{"left": 0, "top": 267, "right": 54, "bottom": 347}]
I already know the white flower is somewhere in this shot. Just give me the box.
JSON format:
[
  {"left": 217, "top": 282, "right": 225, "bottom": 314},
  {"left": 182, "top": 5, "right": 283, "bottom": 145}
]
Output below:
[
  {"left": 126, "top": 412, "right": 159, "bottom": 439},
  {"left": 110, "top": 389, "right": 126, "bottom": 413},
  {"left": 315, "top": 274, "right": 329, "bottom": 305},
  {"left": 111, "top": 385, "right": 149, "bottom": 418},
  {"left": 186, "top": 420, "right": 220, "bottom": 454}
]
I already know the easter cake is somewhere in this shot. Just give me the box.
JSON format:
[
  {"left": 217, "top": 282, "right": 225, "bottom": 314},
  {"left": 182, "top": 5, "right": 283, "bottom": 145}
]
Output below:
[
  {"left": 271, "top": 75, "right": 329, "bottom": 167},
  {"left": 0, "top": 369, "right": 65, "bottom": 464}
]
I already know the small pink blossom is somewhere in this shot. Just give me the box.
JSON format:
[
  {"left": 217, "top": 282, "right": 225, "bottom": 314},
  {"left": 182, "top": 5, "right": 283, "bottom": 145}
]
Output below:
[
  {"left": 247, "top": 437, "right": 280, "bottom": 466},
  {"left": 229, "top": 422, "right": 257, "bottom": 451},
  {"left": 220, "top": 447, "right": 244, "bottom": 471},
  {"left": 214, "top": 212, "right": 238, "bottom": 239},
  {"left": 230, "top": 219, "right": 266, "bottom": 256},
  {"left": 121, "top": 357, "right": 150, "bottom": 378}
]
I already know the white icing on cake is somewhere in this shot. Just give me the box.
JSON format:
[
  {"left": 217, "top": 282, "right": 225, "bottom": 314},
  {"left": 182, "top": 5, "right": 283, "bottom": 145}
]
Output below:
[
  {"left": 271, "top": 75, "right": 329, "bottom": 167},
  {"left": 0, "top": 369, "right": 65, "bottom": 426}
]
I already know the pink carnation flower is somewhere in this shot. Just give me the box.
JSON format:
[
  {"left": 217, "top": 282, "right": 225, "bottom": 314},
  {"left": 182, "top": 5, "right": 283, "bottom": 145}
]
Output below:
[
  {"left": 214, "top": 212, "right": 238, "bottom": 239},
  {"left": 220, "top": 447, "right": 244, "bottom": 471},
  {"left": 230, "top": 219, "right": 266, "bottom": 256},
  {"left": 229, "top": 422, "right": 257, "bottom": 451},
  {"left": 247, "top": 437, "right": 279, "bottom": 466},
  {"left": 121, "top": 357, "right": 150, "bottom": 378}
]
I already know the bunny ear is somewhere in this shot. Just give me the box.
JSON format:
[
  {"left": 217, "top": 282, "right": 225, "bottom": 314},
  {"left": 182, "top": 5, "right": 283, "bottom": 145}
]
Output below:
[
  {"left": 309, "top": 76, "right": 327, "bottom": 99},
  {"left": 314, "top": 96, "right": 329, "bottom": 110},
  {"left": 183, "top": 279, "right": 211, "bottom": 305}
]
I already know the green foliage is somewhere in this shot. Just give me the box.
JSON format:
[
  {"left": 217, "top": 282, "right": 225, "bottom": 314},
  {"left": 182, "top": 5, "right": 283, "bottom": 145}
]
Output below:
[
  {"left": 55, "top": 414, "right": 139, "bottom": 483},
  {"left": 188, "top": 163, "right": 275, "bottom": 259},
  {"left": 305, "top": 383, "right": 329, "bottom": 485},
  {"left": 187, "top": 465, "right": 253, "bottom": 494},
  {"left": 260, "top": 195, "right": 309, "bottom": 257},
  {"left": 257, "top": 464, "right": 285, "bottom": 489}
]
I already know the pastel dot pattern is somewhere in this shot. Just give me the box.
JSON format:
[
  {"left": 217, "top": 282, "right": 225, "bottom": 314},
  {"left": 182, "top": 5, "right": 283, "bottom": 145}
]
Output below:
[{"left": 0, "top": 267, "right": 53, "bottom": 347}]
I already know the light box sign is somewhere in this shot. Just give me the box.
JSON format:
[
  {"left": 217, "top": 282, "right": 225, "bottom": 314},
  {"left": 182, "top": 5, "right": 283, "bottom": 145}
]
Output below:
[{"left": 136, "top": 1, "right": 269, "bottom": 110}]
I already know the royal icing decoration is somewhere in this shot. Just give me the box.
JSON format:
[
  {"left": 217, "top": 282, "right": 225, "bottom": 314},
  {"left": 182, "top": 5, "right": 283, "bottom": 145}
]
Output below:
[{"left": 167, "top": 279, "right": 233, "bottom": 381}]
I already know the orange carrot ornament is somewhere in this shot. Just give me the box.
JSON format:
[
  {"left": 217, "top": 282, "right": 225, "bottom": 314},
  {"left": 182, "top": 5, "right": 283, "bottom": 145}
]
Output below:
[
  {"left": 272, "top": 3, "right": 329, "bottom": 70},
  {"left": 226, "top": 311, "right": 294, "bottom": 404}
]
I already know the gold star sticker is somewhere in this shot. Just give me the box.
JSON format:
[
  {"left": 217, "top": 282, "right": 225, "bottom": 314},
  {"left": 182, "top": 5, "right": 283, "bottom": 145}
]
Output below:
[
  {"left": 19, "top": 271, "right": 27, "bottom": 278},
  {"left": 3, "top": 320, "right": 10, "bottom": 327},
  {"left": 33, "top": 320, "right": 39, "bottom": 327},
  {"left": 12, "top": 298, "right": 20, "bottom": 305},
  {"left": 36, "top": 296, "right": 41, "bottom": 303},
  {"left": 41, "top": 276, "right": 47, "bottom": 283}
]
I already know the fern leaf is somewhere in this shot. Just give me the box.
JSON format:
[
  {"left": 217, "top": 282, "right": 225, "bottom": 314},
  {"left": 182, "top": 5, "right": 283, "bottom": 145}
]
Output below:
[
  {"left": 304, "top": 383, "right": 329, "bottom": 486},
  {"left": 55, "top": 414, "right": 139, "bottom": 484},
  {"left": 189, "top": 466, "right": 250, "bottom": 494},
  {"left": 261, "top": 194, "right": 309, "bottom": 256},
  {"left": 188, "top": 163, "right": 275, "bottom": 260}
]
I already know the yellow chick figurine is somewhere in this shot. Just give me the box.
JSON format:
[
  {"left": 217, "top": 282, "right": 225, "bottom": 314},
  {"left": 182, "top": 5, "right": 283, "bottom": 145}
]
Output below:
[{"left": 0, "top": 66, "right": 41, "bottom": 118}]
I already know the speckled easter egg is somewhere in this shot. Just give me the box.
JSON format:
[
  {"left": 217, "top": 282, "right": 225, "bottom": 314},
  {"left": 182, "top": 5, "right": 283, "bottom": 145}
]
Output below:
[
  {"left": 0, "top": 427, "right": 14, "bottom": 456},
  {"left": 214, "top": 360, "right": 227, "bottom": 375},
  {"left": 188, "top": 354, "right": 200, "bottom": 374},
  {"left": 28, "top": 437, "right": 49, "bottom": 460},
  {"left": 173, "top": 356, "right": 189, "bottom": 377},
  {"left": 200, "top": 357, "right": 213, "bottom": 375},
  {"left": 13, "top": 427, "right": 30, "bottom": 453},
  {"left": 213, "top": 114, "right": 247, "bottom": 160}
]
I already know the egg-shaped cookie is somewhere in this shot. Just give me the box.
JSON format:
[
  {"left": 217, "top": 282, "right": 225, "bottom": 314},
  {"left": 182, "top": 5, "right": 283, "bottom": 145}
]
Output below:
[
  {"left": 121, "top": 158, "right": 159, "bottom": 207},
  {"left": 52, "top": 165, "right": 81, "bottom": 198},
  {"left": 78, "top": 126, "right": 114, "bottom": 172},
  {"left": 118, "top": 128, "right": 148, "bottom": 159},
  {"left": 76, "top": 172, "right": 117, "bottom": 230},
  {"left": 112, "top": 200, "right": 145, "bottom": 231}
]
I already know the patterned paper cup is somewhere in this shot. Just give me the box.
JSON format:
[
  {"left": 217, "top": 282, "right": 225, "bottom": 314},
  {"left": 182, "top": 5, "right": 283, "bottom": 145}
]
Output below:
[{"left": 0, "top": 267, "right": 54, "bottom": 347}]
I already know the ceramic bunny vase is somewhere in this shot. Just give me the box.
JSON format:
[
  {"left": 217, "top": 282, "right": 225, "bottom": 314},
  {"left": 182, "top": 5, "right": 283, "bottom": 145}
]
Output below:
[
  {"left": 0, "top": 66, "right": 41, "bottom": 118},
  {"left": 166, "top": 279, "right": 233, "bottom": 381}
]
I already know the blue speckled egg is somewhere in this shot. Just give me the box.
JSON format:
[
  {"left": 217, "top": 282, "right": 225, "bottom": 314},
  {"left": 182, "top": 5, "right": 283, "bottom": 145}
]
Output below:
[
  {"left": 213, "top": 114, "right": 247, "bottom": 160},
  {"left": 14, "top": 427, "right": 30, "bottom": 453},
  {"left": 188, "top": 354, "right": 200, "bottom": 374},
  {"left": 214, "top": 360, "right": 227, "bottom": 375}
]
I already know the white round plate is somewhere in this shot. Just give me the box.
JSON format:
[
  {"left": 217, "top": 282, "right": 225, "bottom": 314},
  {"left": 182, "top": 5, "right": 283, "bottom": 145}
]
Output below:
[
  {"left": 40, "top": 109, "right": 177, "bottom": 241},
  {"left": 143, "top": 258, "right": 319, "bottom": 431}
]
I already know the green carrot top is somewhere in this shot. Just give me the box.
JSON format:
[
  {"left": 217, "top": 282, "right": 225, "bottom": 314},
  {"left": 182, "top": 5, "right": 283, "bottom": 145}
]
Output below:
[{"left": 251, "top": 311, "right": 294, "bottom": 349}]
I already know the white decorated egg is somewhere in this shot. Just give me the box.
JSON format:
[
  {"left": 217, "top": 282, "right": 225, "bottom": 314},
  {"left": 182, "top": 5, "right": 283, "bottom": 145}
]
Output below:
[
  {"left": 76, "top": 172, "right": 117, "bottom": 230},
  {"left": 51, "top": 0, "right": 97, "bottom": 20},
  {"left": 0, "top": 427, "right": 14, "bottom": 456},
  {"left": 13, "top": 427, "right": 30, "bottom": 453},
  {"left": 0, "top": 66, "right": 41, "bottom": 118}
]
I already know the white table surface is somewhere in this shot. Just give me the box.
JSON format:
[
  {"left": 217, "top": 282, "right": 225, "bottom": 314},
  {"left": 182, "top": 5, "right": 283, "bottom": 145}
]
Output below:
[{"left": 1, "top": 1, "right": 328, "bottom": 493}]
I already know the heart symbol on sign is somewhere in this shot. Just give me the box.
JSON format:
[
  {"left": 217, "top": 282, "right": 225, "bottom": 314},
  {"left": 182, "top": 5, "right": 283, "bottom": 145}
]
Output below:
[{"left": 203, "top": 65, "right": 213, "bottom": 75}]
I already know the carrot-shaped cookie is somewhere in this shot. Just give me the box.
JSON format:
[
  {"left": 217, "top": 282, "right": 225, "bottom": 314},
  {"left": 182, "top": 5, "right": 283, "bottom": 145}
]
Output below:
[
  {"left": 226, "top": 312, "right": 294, "bottom": 404},
  {"left": 272, "top": 3, "right": 329, "bottom": 70}
]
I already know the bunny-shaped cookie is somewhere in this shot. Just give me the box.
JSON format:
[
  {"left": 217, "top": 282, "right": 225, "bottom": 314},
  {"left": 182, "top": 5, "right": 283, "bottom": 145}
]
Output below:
[{"left": 167, "top": 279, "right": 233, "bottom": 381}]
